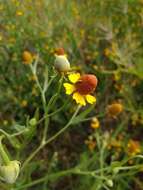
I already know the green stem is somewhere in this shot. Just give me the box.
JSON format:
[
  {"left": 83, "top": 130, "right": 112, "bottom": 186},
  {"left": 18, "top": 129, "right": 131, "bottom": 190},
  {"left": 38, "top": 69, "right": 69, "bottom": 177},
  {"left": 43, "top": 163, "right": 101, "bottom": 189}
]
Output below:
[
  {"left": 17, "top": 167, "right": 107, "bottom": 190},
  {"left": 21, "top": 105, "right": 81, "bottom": 171},
  {"left": 0, "top": 136, "right": 10, "bottom": 165}
]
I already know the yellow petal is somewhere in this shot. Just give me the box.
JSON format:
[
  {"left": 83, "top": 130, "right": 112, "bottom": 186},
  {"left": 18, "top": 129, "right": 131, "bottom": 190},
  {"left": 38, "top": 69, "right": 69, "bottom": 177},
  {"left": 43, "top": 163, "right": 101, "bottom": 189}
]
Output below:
[
  {"left": 63, "top": 83, "right": 75, "bottom": 95},
  {"left": 72, "top": 92, "right": 86, "bottom": 106},
  {"left": 86, "top": 95, "right": 96, "bottom": 104},
  {"left": 68, "top": 73, "right": 80, "bottom": 83}
]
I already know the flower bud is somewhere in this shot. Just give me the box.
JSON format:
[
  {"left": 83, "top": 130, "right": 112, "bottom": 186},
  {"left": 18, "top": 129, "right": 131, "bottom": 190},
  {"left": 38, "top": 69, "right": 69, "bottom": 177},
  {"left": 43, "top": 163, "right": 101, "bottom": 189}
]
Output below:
[
  {"left": 29, "top": 118, "right": 37, "bottom": 126},
  {"left": 22, "top": 51, "right": 33, "bottom": 64},
  {"left": 0, "top": 160, "right": 20, "bottom": 184},
  {"left": 106, "top": 179, "right": 113, "bottom": 187},
  {"left": 54, "top": 55, "right": 70, "bottom": 72},
  {"left": 107, "top": 103, "right": 123, "bottom": 118}
]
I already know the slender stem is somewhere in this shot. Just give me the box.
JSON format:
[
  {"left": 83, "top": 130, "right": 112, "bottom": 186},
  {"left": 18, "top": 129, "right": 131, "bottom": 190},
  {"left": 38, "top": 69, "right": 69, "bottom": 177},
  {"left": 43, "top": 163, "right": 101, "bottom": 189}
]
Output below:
[
  {"left": 0, "top": 136, "right": 10, "bottom": 165},
  {"left": 21, "top": 105, "right": 81, "bottom": 171},
  {"left": 17, "top": 167, "right": 107, "bottom": 190},
  {"left": 44, "top": 105, "right": 81, "bottom": 145},
  {"left": 21, "top": 144, "right": 43, "bottom": 171},
  {"left": 42, "top": 75, "right": 63, "bottom": 142}
]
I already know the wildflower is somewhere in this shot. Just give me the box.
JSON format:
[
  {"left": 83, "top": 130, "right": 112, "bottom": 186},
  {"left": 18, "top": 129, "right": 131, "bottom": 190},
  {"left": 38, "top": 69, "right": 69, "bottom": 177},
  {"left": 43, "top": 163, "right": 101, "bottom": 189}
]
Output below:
[
  {"left": 90, "top": 117, "right": 100, "bottom": 129},
  {"left": 106, "top": 103, "right": 123, "bottom": 118},
  {"left": 108, "top": 139, "right": 122, "bottom": 153},
  {"left": 22, "top": 51, "right": 33, "bottom": 65},
  {"left": 16, "top": 10, "right": 23, "bottom": 16},
  {"left": 85, "top": 138, "right": 96, "bottom": 151},
  {"left": 64, "top": 73, "right": 97, "bottom": 106},
  {"left": 0, "top": 161, "right": 20, "bottom": 184},
  {"left": 54, "top": 48, "right": 70, "bottom": 72},
  {"left": 127, "top": 139, "right": 141, "bottom": 156},
  {"left": 21, "top": 100, "right": 28, "bottom": 107},
  {"left": 104, "top": 48, "right": 111, "bottom": 57}
]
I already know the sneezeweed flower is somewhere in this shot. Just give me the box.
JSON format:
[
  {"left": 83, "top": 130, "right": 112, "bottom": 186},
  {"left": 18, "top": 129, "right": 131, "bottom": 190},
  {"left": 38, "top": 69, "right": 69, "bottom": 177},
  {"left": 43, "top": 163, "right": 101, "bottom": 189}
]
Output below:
[
  {"left": 0, "top": 161, "right": 21, "bottom": 184},
  {"left": 21, "top": 100, "right": 28, "bottom": 107},
  {"left": 127, "top": 139, "right": 141, "bottom": 156},
  {"left": 22, "top": 51, "right": 33, "bottom": 65},
  {"left": 108, "top": 139, "right": 122, "bottom": 153},
  {"left": 85, "top": 137, "right": 96, "bottom": 151},
  {"left": 90, "top": 117, "right": 100, "bottom": 129},
  {"left": 64, "top": 73, "right": 97, "bottom": 106},
  {"left": 54, "top": 48, "right": 70, "bottom": 72},
  {"left": 106, "top": 102, "right": 123, "bottom": 118},
  {"left": 16, "top": 10, "right": 23, "bottom": 16}
]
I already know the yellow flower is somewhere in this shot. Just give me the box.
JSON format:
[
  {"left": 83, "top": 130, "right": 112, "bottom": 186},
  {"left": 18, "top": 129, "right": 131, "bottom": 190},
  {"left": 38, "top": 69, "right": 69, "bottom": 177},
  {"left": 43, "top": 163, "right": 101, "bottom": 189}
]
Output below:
[
  {"left": 85, "top": 139, "right": 96, "bottom": 151},
  {"left": 106, "top": 102, "right": 123, "bottom": 118},
  {"left": 16, "top": 10, "right": 23, "bottom": 16},
  {"left": 22, "top": 51, "right": 33, "bottom": 65},
  {"left": 21, "top": 100, "right": 28, "bottom": 107},
  {"left": 63, "top": 73, "right": 97, "bottom": 106},
  {"left": 90, "top": 117, "right": 100, "bottom": 129},
  {"left": 127, "top": 139, "right": 141, "bottom": 156}
]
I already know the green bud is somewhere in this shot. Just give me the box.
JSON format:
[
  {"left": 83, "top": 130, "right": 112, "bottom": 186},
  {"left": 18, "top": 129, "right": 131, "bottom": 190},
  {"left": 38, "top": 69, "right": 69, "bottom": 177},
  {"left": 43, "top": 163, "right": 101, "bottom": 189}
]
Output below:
[
  {"left": 106, "top": 179, "right": 113, "bottom": 187},
  {"left": 54, "top": 55, "right": 70, "bottom": 72},
  {"left": 113, "top": 167, "right": 120, "bottom": 174},
  {"left": 29, "top": 118, "right": 37, "bottom": 126},
  {"left": 0, "top": 160, "right": 20, "bottom": 184}
]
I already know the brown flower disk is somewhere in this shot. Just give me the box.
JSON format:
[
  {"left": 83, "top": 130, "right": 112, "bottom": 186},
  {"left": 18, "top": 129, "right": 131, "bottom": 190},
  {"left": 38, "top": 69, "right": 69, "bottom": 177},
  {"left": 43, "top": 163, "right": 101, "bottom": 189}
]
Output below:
[
  {"left": 75, "top": 74, "right": 98, "bottom": 95},
  {"left": 55, "top": 48, "right": 65, "bottom": 55}
]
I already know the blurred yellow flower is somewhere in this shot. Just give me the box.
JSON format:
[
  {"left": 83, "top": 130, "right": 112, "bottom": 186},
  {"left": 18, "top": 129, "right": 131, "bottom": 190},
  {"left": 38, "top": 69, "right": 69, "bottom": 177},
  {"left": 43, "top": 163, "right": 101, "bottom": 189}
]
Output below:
[
  {"left": 21, "top": 100, "right": 28, "bottom": 107},
  {"left": 90, "top": 117, "right": 100, "bottom": 129},
  {"left": 107, "top": 103, "right": 123, "bottom": 118},
  {"left": 127, "top": 139, "right": 141, "bottom": 156},
  {"left": 22, "top": 51, "right": 33, "bottom": 65},
  {"left": 85, "top": 139, "right": 96, "bottom": 151},
  {"left": 16, "top": 10, "right": 23, "bottom": 16},
  {"left": 64, "top": 73, "right": 97, "bottom": 106}
]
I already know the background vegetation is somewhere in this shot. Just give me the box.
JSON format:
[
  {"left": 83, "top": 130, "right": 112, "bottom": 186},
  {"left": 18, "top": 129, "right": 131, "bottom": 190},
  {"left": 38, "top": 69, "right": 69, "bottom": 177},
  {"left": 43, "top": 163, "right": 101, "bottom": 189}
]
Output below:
[{"left": 0, "top": 0, "right": 143, "bottom": 189}]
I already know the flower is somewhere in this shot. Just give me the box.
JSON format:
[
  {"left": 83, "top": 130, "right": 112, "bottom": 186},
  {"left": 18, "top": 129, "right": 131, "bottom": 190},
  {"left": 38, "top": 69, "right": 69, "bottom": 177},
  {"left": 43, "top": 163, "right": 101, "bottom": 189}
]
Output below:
[
  {"left": 21, "top": 100, "right": 28, "bottom": 107},
  {"left": 16, "top": 10, "right": 23, "bottom": 16},
  {"left": 64, "top": 73, "right": 97, "bottom": 106},
  {"left": 0, "top": 160, "right": 20, "bottom": 184},
  {"left": 54, "top": 48, "right": 70, "bottom": 72},
  {"left": 90, "top": 117, "right": 100, "bottom": 129},
  {"left": 22, "top": 51, "right": 33, "bottom": 64},
  {"left": 85, "top": 138, "right": 96, "bottom": 151},
  {"left": 106, "top": 103, "right": 123, "bottom": 118},
  {"left": 127, "top": 139, "right": 141, "bottom": 156}
]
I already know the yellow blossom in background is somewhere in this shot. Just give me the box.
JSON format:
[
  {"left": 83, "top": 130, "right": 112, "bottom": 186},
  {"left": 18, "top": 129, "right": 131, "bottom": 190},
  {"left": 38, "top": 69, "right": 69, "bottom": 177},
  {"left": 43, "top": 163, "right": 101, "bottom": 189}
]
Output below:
[
  {"left": 85, "top": 138, "right": 96, "bottom": 151},
  {"left": 107, "top": 102, "right": 123, "bottom": 118},
  {"left": 113, "top": 72, "right": 121, "bottom": 81},
  {"left": 21, "top": 100, "right": 28, "bottom": 107},
  {"left": 0, "top": 35, "right": 2, "bottom": 41},
  {"left": 16, "top": 10, "right": 23, "bottom": 16},
  {"left": 64, "top": 73, "right": 97, "bottom": 106},
  {"left": 90, "top": 117, "right": 100, "bottom": 129},
  {"left": 22, "top": 51, "right": 33, "bottom": 65},
  {"left": 127, "top": 139, "right": 141, "bottom": 156},
  {"left": 104, "top": 48, "right": 111, "bottom": 57}
]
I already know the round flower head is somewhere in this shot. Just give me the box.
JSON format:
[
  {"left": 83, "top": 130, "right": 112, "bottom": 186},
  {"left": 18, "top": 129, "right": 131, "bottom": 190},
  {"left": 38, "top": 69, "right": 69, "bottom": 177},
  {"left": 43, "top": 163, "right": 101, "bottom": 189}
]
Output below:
[
  {"left": 107, "top": 103, "right": 123, "bottom": 118},
  {"left": 54, "top": 48, "right": 65, "bottom": 56},
  {"left": 64, "top": 73, "right": 97, "bottom": 106},
  {"left": 0, "top": 160, "right": 20, "bottom": 184},
  {"left": 127, "top": 139, "right": 141, "bottom": 156},
  {"left": 90, "top": 117, "right": 100, "bottom": 129},
  {"left": 22, "top": 51, "right": 33, "bottom": 64},
  {"left": 54, "top": 48, "right": 70, "bottom": 72}
]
